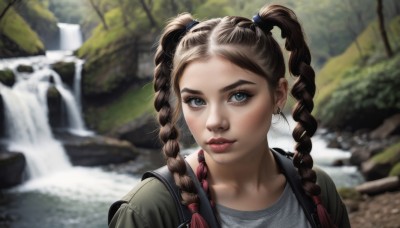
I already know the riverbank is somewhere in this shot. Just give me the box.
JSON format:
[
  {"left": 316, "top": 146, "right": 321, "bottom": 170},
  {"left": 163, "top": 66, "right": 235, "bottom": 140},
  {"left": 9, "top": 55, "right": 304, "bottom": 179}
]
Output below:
[{"left": 347, "top": 190, "right": 400, "bottom": 228}]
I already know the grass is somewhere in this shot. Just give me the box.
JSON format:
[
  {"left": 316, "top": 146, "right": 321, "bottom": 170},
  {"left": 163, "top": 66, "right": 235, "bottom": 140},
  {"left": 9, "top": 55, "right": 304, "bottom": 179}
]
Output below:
[{"left": 93, "top": 83, "right": 155, "bottom": 133}]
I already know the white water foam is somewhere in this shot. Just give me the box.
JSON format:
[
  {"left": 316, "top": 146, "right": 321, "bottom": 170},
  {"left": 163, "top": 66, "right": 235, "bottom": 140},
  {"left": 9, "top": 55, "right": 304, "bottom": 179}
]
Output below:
[{"left": 11, "top": 167, "right": 140, "bottom": 202}]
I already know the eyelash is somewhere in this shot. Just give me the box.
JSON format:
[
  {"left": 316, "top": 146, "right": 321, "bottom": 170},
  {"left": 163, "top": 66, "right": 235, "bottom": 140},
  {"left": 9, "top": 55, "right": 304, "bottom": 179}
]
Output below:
[
  {"left": 182, "top": 90, "right": 253, "bottom": 108},
  {"left": 228, "top": 90, "right": 253, "bottom": 105}
]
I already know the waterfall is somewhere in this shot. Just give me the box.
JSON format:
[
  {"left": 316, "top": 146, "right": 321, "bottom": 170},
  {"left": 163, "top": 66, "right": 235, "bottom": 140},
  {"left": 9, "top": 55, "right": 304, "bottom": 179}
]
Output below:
[
  {"left": 58, "top": 23, "right": 83, "bottom": 51},
  {"left": 0, "top": 23, "right": 91, "bottom": 179},
  {"left": 0, "top": 74, "right": 72, "bottom": 179}
]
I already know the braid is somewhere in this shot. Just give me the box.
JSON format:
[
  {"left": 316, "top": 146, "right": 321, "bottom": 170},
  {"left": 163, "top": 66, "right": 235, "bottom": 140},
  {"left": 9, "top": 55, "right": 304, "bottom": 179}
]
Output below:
[
  {"left": 259, "top": 5, "right": 336, "bottom": 228},
  {"left": 153, "top": 14, "right": 209, "bottom": 227}
]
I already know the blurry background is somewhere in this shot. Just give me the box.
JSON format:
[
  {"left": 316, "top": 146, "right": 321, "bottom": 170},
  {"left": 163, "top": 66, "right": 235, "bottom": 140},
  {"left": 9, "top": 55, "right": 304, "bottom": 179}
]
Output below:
[{"left": 0, "top": 0, "right": 399, "bottom": 227}]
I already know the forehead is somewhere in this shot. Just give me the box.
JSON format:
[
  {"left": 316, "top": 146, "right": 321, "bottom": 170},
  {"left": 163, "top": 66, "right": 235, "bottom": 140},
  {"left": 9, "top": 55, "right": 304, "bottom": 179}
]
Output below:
[{"left": 179, "top": 56, "right": 266, "bottom": 90}]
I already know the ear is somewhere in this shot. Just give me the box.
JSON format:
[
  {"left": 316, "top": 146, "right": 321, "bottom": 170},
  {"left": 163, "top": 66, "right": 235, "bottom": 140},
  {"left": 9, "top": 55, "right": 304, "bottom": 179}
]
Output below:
[{"left": 274, "top": 78, "right": 288, "bottom": 112}]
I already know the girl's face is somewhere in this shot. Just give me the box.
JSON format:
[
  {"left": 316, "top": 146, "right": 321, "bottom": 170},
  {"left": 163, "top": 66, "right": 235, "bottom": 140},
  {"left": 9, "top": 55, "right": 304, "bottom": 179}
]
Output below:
[{"left": 179, "top": 56, "right": 287, "bottom": 165}]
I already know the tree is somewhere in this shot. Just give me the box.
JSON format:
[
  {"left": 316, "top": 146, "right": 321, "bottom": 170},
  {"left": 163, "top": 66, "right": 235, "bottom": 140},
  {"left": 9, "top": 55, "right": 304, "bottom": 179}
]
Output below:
[
  {"left": 377, "top": 0, "right": 393, "bottom": 58},
  {"left": 138, "top": 0, "right": 158, "bottom": 29},
  {"left": 0, "top": 0, "right": 21, "bottom": 21},
  {"left": 88, "top": 0, "right": 109, "bottom": 30}
]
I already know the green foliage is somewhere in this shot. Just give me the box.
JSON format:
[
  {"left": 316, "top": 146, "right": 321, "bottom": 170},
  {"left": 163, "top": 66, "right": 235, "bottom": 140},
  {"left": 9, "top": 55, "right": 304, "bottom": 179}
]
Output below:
[
  {"left": 193, "top": 0, "right": 235, "bottom": 18},
  {"left": 48, "top": 0, "right": 85, "bottom": 23},
  {"left": 372, "top": 142, "right": 400, "bottom": 165},
  {"left": 87, "top": 83, "right": 154, "bottom": 133},
  {"left": 318, "top": 53, "right": 400, "bottom": 130},
  {"left": 0, "top": 1, "right": 44, "bottom": 54},
  {"left": 76, "top": 7, "right": 145, "bottom": 60},
  {"left": 315, "top": 16, "right": 400, "bottom": 130}
]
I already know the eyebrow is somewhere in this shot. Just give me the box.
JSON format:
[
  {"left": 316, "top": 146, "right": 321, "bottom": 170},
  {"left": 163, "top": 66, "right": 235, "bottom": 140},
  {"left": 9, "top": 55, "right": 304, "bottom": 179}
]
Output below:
[{"left": 180, "top": 79, "right": 256, "bottom": 94}]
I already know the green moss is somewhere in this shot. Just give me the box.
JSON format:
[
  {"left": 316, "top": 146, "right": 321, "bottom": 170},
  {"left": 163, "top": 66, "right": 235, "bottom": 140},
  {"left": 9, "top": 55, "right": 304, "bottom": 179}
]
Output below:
[
  {"left": 0, "top": 1, "right": 44, "bottom": 54},
  {"left": 315, "top": 17, "right": 400, "bottom": 116},
  {"left": 0, "top": 69, "right": 15, "bottom": 87},
  {"left": 372, "top": 142, "right": 400, "bottom": 165},
  {"left": 51, "top": 61, "right": 75, "bottom": 87},
  {"left": 87, "top": 83, "right": 154, "bottom": 133},
  {"left": 318, "top": 53, "right": 400, "bottom": 129},
  {"left": 77, "top": 8, "right": 147, "bottom": 61},
  {"left": 389, "top": 162, "right": 400, "bottom": 176},
  {"left": 337, "top": 187, "right": 362, "bottom": 201}
]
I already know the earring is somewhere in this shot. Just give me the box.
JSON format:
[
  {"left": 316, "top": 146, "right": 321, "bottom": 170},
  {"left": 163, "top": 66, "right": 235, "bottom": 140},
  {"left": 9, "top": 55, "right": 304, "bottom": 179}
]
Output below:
[{"left": 275, "top": 107, "right": 281, "bottom": 115}]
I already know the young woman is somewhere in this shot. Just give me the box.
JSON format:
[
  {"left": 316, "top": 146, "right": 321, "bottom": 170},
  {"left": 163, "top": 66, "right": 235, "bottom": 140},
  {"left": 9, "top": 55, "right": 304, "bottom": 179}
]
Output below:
[{"left": 109, "top": 4, "right": 350, "bottom": 228}]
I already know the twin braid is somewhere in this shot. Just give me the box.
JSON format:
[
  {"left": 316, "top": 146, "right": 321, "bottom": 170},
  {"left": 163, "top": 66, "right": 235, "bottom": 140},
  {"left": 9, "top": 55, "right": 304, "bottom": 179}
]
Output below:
[
  {"left": 153, "top": 14, "right": 209, "bottom": 227},
  {"left": 258, "top": 5, "right": 336, "bottom": 228}
]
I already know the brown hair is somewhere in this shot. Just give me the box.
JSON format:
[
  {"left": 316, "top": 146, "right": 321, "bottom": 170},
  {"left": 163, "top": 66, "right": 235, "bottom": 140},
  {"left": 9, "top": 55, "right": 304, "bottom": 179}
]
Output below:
[{"left": 153, "top": 4, "right": 335, "bottom": 228}]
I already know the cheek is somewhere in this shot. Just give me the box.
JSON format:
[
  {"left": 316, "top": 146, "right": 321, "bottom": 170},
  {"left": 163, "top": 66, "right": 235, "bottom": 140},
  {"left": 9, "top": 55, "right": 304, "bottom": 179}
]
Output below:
[
  {"left": 237, "top": 101, "right": 273, "bottom": 134},
  {"left": 182, "top": 108, "right": 202, "bottom": 138}
]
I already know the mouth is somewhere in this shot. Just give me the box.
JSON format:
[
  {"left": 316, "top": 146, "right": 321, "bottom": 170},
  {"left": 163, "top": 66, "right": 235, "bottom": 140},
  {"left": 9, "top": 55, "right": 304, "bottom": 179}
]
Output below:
[
  {"left": 207, "top": 137, "right": 236, "bottom": 144},
  {"left": 206, "top": 138, "right": 236, "bottom": 153}
]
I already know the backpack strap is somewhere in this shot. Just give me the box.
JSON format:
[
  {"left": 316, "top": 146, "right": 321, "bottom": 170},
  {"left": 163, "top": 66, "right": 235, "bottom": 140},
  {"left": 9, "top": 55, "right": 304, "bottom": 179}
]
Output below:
[
  {"left": 108, "top": 200, "right": 128, "bottom": 225},
  {"left": 142, "top": 165, "right": 191, "bottom": 227},
  {"left": 142, "top": 162, "right": 221, "bottom": 228},
  {"left": 185, "top": 161, "right": 221, "bottom": 228},
  {"left": 271, "top": 147, "right": 320, "bottom": 228}
]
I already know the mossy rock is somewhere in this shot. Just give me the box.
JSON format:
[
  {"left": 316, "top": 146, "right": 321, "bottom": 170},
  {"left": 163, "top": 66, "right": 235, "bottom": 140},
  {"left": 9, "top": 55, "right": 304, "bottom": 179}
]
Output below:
[
  {"left": 0, "top": 1, "right": 45, "bottom": 58},
  {"left": 16, "top": 64, "right": 34, "bottom": 73},
  {"left": 389, "top": 162, "right": 400, "bottom": 176},
  {"left": 372, "top": 142, "right": 400, "bottom": 165},
  {"left": 81, "top": 38, "right": 139, "bottom": 101},
  {"left": 14, "top": 0, "right": 59, "bottom": 50},
  {"left": 51, "top": 61, "right": 75, "bottom": 88},
  {"left": 0, "top": 69, "right": 15, "bottom": 87},
  {"left": 337, "top": 187, "right": 362, "bottom": 201},
  {"left": 318, "top": 54, "right": 400, "bottom": 131}
]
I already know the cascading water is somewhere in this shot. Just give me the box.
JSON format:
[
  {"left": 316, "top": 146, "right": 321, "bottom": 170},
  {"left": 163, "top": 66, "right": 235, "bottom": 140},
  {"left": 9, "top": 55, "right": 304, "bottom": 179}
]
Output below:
[
  {"left": 58, "top": 23, "right": 83, "bottom": 51},
  {"left": 0, "top": 23, "right": 92, "bottom": 179}
]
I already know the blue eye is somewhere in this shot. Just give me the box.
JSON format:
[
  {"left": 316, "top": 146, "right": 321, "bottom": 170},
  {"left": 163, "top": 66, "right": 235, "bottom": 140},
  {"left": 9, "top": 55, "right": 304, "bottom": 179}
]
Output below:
[
  {"left": 229, "top": 92, "right": 249, "bottom": 103},
  {"left": 184, "top": 97, "right": 206, "bottom": 108}
]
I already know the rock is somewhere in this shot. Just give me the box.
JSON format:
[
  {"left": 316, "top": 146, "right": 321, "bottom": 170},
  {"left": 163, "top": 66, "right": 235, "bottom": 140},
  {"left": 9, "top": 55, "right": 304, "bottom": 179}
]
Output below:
[
  {"left": 57, "top": 133, "right": 138, "bottom": 166},
  {"left": 46, "top": 86, "right": 63, "bottom": 129},
  {"left": 0, "top": 151, "right": 26, "bottom": 189},
  {"left": 350, "top": 144, "right": 383, "bottom": 166},
  {"left": 355, "top": 176, "right": 400, "bottom": 195},
  {"left": 112, "top": 113, "right": 162, "bottom": 149},
  {"left": 361, "top": 160, "right": 392, "bottom": 181},
  {"left": 80, "top": 38, "right": 140, "bottom": 101},
  {"left": 16, "top": 64, "right": 34, "bottom": 73},
  {"left": 51, "top": 61, "right": 75, "bottom": 88},
  {"left": 0, "top": 94, "right": 4, "bottom": 138},
  {"left": 370, "top": 114, "right": 400, "bottom": 139},
  {"left": 0, "top": 69, "right": 16, "bottom": 87}
]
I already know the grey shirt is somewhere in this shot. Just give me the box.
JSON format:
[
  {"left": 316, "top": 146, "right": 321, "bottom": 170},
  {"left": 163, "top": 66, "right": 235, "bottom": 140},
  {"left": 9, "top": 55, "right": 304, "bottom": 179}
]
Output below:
[{"left": 216, "top": 183, "right": 311, "bottom": 228}]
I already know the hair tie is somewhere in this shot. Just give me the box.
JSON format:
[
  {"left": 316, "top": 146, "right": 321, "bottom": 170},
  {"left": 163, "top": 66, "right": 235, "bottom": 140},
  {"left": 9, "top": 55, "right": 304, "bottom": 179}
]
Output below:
[
  {"left": 186, "top": 20, "right": 199, "bottom": 32},
  {"left": 252, "top": 14, "right": 273, "bottom": 32}
]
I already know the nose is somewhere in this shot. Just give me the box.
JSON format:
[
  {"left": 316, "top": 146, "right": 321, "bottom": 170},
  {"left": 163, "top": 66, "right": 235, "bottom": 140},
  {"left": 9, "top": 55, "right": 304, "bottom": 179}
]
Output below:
[{"left": 206, "top": 105, "right": 229, "bottom": 132}]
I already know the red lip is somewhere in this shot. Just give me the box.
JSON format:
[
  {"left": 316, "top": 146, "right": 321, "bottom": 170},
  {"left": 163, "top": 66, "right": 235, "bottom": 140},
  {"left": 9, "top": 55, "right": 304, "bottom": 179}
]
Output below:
[{"left": 206, "top": 138, "right": 236, "bottom": 153}]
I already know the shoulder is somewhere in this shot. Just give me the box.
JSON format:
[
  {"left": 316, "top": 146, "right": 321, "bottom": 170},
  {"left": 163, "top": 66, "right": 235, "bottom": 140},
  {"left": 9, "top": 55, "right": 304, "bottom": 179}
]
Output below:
[
  {"left": 313, "top": 166, "right": 351, "bottom": 228},
  {"left": 109, "top": 177, "right": 180, "bottom": 228}
]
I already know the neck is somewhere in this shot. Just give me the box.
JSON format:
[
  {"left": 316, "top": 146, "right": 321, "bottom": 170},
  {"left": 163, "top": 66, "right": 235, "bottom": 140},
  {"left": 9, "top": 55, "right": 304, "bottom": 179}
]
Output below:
[{"left": 205, "top": 148, "right": 280, "bottom": 188}]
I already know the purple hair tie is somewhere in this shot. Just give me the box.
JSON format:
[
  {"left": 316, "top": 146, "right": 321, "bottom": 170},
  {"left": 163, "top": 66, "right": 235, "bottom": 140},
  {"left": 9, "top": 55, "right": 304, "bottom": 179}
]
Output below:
[{"left": 252, "top": 14, "right": 273, "bottom": 32}]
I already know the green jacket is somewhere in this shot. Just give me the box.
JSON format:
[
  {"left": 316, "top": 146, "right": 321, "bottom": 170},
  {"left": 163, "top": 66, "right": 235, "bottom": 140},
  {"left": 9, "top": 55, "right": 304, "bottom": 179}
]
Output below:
[{"left": 109, "top": 167, "right": 350, "bottom": 228}]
